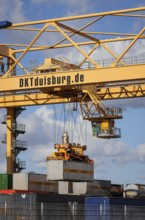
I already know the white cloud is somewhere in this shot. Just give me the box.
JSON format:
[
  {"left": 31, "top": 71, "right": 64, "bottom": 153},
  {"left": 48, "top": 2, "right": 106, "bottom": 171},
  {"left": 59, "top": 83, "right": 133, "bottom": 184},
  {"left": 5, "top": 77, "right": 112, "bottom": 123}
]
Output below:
[
  {"left": 132, "top": 144, "right": 145, "bottom": 163},
  {"left": 87, "top": 137, "right": 128, "bottom": 158},
  {"left": 0, "top": 0, "right": 33, "bottom": 48},
  {"left": 112, "top": 155, "right": 131, "bottom": 165},
  {"left": 0, "top": 162, "right": 6, "bottom": 173},
  {"left": 31, "top": 0, "right": 96, "bottom": 15},
  {"left": 105, "top": 98, "right": 145, "bottom": 111},
  {"left": 35, "top": 106, "right": 54, "bottom": 124},
  {"left": 111, "top": 143, "right": 145, "bottom": 166},
  {"left": 28, "top": 145, "right": 52, "bottom": 172},
  {"left": 0, "top": 0, "right": 27, "bottom": 23}
]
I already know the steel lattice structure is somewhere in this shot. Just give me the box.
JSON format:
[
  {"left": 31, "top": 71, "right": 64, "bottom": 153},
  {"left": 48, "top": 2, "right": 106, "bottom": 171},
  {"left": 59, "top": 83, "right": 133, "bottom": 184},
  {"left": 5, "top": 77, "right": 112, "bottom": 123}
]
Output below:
[{"left": 0, "top": 7, "right": 145, "bottom": 173}]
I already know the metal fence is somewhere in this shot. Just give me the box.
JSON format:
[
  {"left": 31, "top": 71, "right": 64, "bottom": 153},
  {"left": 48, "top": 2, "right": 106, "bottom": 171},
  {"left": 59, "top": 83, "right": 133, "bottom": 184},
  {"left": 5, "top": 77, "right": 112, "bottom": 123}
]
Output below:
[{"left": 0, "top": 202, "right": 145, "bottom": 220}]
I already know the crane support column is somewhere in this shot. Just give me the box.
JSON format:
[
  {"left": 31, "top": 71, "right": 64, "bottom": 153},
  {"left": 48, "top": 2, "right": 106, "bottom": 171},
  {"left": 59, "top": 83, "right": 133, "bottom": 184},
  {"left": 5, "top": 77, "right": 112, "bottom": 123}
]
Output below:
[{"left": 6, "top": 108, "right": 15, "bottom": 174}]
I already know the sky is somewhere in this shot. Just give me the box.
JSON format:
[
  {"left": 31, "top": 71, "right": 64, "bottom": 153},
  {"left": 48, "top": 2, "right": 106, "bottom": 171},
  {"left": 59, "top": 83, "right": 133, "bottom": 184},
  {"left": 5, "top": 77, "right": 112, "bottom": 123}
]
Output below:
[{"left": 0, "top": 0, "right": 145, "bottom": 186}]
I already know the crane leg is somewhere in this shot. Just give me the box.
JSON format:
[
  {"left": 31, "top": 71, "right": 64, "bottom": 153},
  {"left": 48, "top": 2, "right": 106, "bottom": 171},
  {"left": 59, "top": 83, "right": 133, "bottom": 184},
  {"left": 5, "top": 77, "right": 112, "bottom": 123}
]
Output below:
[{"left": 6, "top": 108, "right": 15, "bottom": 174}]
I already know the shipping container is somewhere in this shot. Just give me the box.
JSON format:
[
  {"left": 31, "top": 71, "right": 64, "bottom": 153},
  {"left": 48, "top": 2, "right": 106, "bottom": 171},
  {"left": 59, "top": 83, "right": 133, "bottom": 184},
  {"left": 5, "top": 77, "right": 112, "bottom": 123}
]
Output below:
[
  {"left": 34, "top": 193, "right": 85, "bottom": 220},
  {"left": 58, "top": 181, "right": 73, "bottom": 194},
  {"left": 110, "top": 197, "right": 145, "bottom": 206},
  {"left": 13, "top": 173, "right": 58, "bottom": 193},
  {"left": 0, "top": 193, "right": 145, "bottom": 220},
  {"left": 0, "top": 174, "right": 12, "bottom": 190},
  {"left": 85, "top": 197, "right": 110, "bottom": 220},
  {"left": 0, "top": 192, "right": 85, "bottom": 204},
  {"left": 37, "top": 193, "right": 85, "bottom": 204},
  {"left": 46, "top": 160, "right": 94, "bottom": 181},
  {"left": 138, "top": 184, "right": 145, "bottom": 198},
  {"left": 111, "top": 184, "right": 123, "bottom": 197},
  {"left": 0, "top": 193, "right": 37, "bottom": 220},
  {"left": 73, "top": 179, "right": 111, "bottom": 196},
  {"left": 0, "top": 193, "right": 86, "bottom": 220},
  {"left": 110, "top": 197, "right": 145, "bottom": 220}
]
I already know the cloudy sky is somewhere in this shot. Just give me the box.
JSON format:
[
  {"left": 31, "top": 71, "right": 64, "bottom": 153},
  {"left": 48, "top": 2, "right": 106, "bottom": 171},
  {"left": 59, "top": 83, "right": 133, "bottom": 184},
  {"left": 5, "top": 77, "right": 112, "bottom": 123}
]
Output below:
[{"left": 0, "top": 0, "right": 145, "bottom": 185}]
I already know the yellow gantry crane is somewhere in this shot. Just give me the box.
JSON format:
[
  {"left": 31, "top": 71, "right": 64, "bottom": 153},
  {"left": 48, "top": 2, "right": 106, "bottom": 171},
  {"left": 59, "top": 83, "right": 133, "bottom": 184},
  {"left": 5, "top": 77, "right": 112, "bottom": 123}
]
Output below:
[{"left": 0, "top": 7, "right": 145, "bottom": 174}]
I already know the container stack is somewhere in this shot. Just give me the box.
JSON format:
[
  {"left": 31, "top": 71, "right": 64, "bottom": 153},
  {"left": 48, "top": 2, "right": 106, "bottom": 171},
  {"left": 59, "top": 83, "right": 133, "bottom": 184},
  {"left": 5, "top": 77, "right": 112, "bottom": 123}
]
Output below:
[
  {"left": 13, "top": 173, "right": 58, "bottom": 193},
  {"left": 0, "top": 174, "right": 12, "bottom": 190},
  {"left": 46, "top": 160, "right": 94, "bottom": 181},
  {"left": 73, "top": 179, "right": 111, "bottom": 196}
]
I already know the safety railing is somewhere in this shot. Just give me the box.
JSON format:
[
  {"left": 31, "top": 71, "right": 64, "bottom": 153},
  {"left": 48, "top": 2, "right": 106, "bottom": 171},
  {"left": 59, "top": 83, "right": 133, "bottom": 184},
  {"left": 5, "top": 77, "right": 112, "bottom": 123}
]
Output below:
[
  {"left": 1, "top": 55, "right": 145, "bottom": 78},
  {"left": 97, "top": 127, "right": 121, "bottom": 138},
  {"left": 12, "top": 123, "right": 25, "bottom": 133},
  {"left": 82, "top": 55, "right": 145, "bottom": 68}
]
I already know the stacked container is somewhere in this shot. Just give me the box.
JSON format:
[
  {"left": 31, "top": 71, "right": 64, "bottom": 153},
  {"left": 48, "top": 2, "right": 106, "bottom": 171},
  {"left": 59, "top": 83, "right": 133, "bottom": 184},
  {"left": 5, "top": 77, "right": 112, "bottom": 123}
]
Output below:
[
  {"left": 13, "top": 173, "right": 58, "bottom": 193},
  {"left": 46, "top": 160, "right": 94, "bottom": 181},
  {"left": 73, "top": 179, "right": 111, "bottom": 196},
  {"left": 0, "top": 174, "right": 12, "bottom": 189}
]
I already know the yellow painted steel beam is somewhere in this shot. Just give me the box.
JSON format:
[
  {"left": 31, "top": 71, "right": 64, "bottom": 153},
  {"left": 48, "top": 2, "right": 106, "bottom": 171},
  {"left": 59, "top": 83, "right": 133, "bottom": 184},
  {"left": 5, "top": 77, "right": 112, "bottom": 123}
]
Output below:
[
  {"left": 0, "top": 93, "right": 78, "bottom": 108},
  {"left": 56, "top": 22, "right": 99, "bottom": 43},
  {"left": 6, "top": 108, "right": 15, "bottom": 174},
  {"left": 3, "top": 23, "right": 52, "bottom": 77},
  {"left": 9, "top": 7, "right": 145, "bottom": 27},
  {"left": 0, "top": 64, "right": 145, "bottom": 91},
  {"left": 52, "top": 22, "right": 100, "bottom": 68},
  {"left": 0, "top": 45, "right": 14, "bottom": 59},
  {"left": 11, "top": 54, "right": 29, "bottom": 75},
  {"left": 101, "top": 43, "right": 124, "bottom": 65},
  {"left": 3, "top": 30, "right": 145, "bottom": 39},
  {"left": 98, "top": 84, "right": 145, "bottom": 100},
  {"left": 111, "top": 27, "right": 145, "bottom": 66},
  {"left": 114, "top": 13, "right": 145, "bottom": 18},
  {"left": 13, "top": 35, "right": 145, "bottom": 53},
  {"left": 7, "top": 28, "right": 142, "bottom": 38},
  {"left": 85, "top": 31, "right": 145, "bottom": 37},
  {"left": 8, "top": 27, "right": 71, "bottom": 33},
  {"left": 50, "top": 16, "right": 103, "bottom": 49},
  {"left": 0, "top": 84, "right": 145, "bottom": 108},
  {"left": 79, "top": 44, "right": 99, "bottom": 67},
  {"left": 10, "top": 17, "right": 102, "bottom": 34}
]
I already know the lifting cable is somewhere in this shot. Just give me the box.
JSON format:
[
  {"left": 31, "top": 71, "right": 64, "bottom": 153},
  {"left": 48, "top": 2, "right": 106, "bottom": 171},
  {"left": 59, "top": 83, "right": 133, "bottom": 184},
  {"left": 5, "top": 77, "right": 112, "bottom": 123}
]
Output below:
[
  {"left": 63, "top": 103, "right": 66, "bottom": 133},
  {"left": 53, "top": 103, "right": 87, "bottom": 145},
  {"left": 77, "top": 104, "right": 87, "bottom": 145},
  {"left": 78, "top": 105, "right": 85, "bottom": 144},
  {"left": 52, "top": 104, "right": 56, "bottom": 144},
  {"left": 70, "top": 104, "right": 86, "bottom": 145},
  {"left": 52, "top": 103, "right": 64, "bottom": 144},
  {"left": 56, "top": 104, "right": 64, "bottom": 143}
]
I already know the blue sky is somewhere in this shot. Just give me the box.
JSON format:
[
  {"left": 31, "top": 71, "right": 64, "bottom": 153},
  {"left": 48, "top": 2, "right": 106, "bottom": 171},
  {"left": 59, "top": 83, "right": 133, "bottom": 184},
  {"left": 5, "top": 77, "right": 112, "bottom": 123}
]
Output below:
[{"left": 0, "top": 0, "right": 145, "bottom": 185}]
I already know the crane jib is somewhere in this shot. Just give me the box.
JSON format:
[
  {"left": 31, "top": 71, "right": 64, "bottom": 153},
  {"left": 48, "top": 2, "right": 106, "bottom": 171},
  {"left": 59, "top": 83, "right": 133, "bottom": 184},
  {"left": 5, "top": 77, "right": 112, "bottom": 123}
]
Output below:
[{"left": 19, "top": 73, "right": 84, "bottom": 88}]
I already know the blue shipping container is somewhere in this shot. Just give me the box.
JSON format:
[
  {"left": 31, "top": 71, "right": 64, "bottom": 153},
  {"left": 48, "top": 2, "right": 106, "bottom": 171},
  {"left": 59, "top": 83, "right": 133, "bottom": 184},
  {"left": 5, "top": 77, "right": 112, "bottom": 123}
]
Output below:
[
  {"left": 110, "top": 197, "right": 145, "bottom": 206},
  {"left": 85, "top": 197, "right": 110, "bottom": 220}
]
